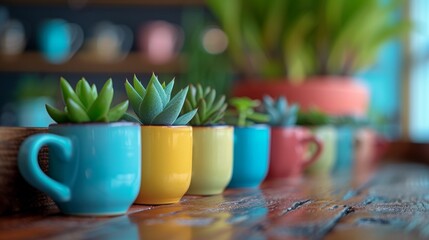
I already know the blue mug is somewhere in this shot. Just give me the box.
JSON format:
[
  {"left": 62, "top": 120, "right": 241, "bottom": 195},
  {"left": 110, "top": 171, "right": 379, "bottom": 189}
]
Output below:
[
  {"left": 18, "top": 122, "right": 141, "bottom": 216},
  {"left": 228, "top": 125, "right": 270, "bottom": 188},
  {"left": 334, "top": 126, "right": 356, "bottom": 173},
  {"left": 38, "top": 19, "right": 83, "bottom": 64}
]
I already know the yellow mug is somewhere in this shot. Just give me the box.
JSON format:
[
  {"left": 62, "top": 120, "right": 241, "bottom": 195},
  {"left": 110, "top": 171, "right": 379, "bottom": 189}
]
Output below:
[{"left": 135, "top": 126, "right": 192, "bottom": 205}]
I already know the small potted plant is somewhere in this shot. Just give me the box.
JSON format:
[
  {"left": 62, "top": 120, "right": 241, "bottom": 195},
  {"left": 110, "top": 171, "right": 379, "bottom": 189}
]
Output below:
[
  {"left": 225, "top": 97, "right": 270, "bottom": 188},
  {"left": 297, "top": 109, "right": 337, "bottom": 175},
  {"left": 182, "top": 84, "right": 232, "bottom": 195},
  {"left": 18, "top": 77, "right": 141, "bottom": 216},
  {"left": 125, "top": 73, "right": 197, "bottom": 205},
  {"left": 262, "top": 95, "right": 322, "bottom": 179}
]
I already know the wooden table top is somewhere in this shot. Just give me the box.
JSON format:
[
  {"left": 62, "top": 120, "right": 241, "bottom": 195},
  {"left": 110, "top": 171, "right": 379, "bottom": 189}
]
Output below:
[{"left": 1, "top": 163, "right": 429, "bottom": 240}]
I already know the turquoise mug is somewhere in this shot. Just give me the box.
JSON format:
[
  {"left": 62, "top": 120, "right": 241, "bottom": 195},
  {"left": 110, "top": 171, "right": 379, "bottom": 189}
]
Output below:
[
  {"left": 38, "top": 19, "right": 83, "bottom": 64},
  {"left": 228, "top": 125, "right": 270, "bottom": 188},
  {"left": 333, "top": 126, "right": 356, "bottom": 173},
  {"left": 18, "top": 122, "right": 141, "bottom": 216}
]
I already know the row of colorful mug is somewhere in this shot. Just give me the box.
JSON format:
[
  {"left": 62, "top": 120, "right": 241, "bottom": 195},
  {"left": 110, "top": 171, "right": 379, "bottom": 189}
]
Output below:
[
  {"left": 0, "top": 13, "right": 182, "bottom": 64},
  {"left": 305, "top": 125, "right": 388, "bottom": 176},
  {"left": 17, "top": 122, "right": 385, "bottom": 216}
]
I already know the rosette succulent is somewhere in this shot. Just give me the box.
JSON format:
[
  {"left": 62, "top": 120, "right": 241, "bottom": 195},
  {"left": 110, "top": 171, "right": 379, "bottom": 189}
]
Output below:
[
  {"left": 182, "top": 84, "right": 227, "bottom": 125},
  {"left": 124, "top": 73, "right": 198, "bottom": 125},
  {"left": 262, "top": 95, "right": 299, "bottom": 127},
  {"left": 46, "top": 77, "right": 128, "bottom": 123}
]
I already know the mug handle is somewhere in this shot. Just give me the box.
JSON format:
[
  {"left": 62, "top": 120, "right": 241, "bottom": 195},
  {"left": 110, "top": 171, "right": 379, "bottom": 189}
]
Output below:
[
  {"left": 301, "top": 136, "right": 323, "bottom": 168},
  {"left": 18, "top": 133, "right": 73, "bottom": 202}
]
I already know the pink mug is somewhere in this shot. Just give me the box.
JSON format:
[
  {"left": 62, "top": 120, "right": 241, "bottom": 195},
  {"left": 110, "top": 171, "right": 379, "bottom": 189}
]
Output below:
[{"left": 266, "top": 127, "right": 323, "bottom": 179}]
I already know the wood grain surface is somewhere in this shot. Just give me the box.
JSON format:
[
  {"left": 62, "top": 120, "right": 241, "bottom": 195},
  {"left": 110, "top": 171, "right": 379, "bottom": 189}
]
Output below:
[
  {"left": 0, "top": 127, "right": 54, "bottom": 215},
  {"left": 1, "top": 163, "right": 429, "bottom": 239}
]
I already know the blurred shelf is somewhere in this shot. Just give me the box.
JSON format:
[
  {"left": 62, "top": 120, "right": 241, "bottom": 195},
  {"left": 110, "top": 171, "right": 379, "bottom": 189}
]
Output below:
[
  {"left": 0, "top": 52, "right": 185, "bottom": 74},
  {"left": 0, "top": 0, "right": 204, "bottom": 6}
]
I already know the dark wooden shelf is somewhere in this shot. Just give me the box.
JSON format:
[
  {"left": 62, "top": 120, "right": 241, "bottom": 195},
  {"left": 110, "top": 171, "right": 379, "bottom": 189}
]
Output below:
[
  {"left": 0, "top": 52, "right": 185, "bottom": 74},
  {"left": 0, "top": 0, "right": 204, "bottom": 6}
]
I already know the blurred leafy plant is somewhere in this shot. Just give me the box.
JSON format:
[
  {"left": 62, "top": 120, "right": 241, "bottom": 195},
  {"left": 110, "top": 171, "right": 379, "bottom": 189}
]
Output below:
[
  {"left": 297, "top": 108, "right": 369, "bottom": 127},
  {"left": 207, "top": 0, "right": 410, "bottom": 82},
  {"left": 15, "top": 75, "right": 56, "bottom": 100},
  {"left": 183, "top": 84, "right": 227, "bottom": 125},
  {"left": 46, "top": 77, "right": 128, "bottom": 123},
  {"left": 296, "top": 108, "right": 332, "bottom": 126},
  {"left": 226, "top": 97, "right": 269, "bottom": 127},
  {"left": 124, "top": 73, "right": 197, "bottom": 125},
  {"left": 178, "top": 8, "right": 233, "bottom": 96},
  {"left": 262, "top": 95, "right": 299, "bottom": 127}
]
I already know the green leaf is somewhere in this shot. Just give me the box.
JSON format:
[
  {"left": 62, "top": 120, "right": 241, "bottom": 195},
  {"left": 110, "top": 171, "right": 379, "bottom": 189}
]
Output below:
[
  {"left": 75, "top": 79, "right": 83, "bottom": 99},
  {"left": 151, "top": 87, "right": 189, "bottom": 125},
  {"left": 125, "top": 80, "right": 143, "bottom": 117},
  {"left": 139, "top": 81, "right": 163, "bottom": 124},
  {"left": 91, "top": 84, "right": 98, "bottom": 99},
  {"left": 184, "top": 99, "right": 193, "bottom": 113},
  {"left": 207, "top": 95, "right": 226, "bottom": 116},
  {"left": 60, "top": 77, "right": 86, "bottom": 110},
  {"left": 197, "top": 84, "right": 204, "bottom": 101},
  {"left": 206, "top": 89, "right": 216, "bottom": 110},
  {"left": 247, "top": 112, "right": 269, "bottom": 123},
  {"left": 66, "top": 98, "right": 90, "bottom": 123},
  {"left": 164, "top": 79, "right": 174, "bottom": 102},
  {"left": 198, "top": 98, "right": 207, "bottom": 122},
  {"left": 188, "top": 85, "right": 197, "bottom": 107},
  {"left": 132, "top": 75, "right": 146, "bottom": 98},
  {"left": 149, "top": 73, "right": 168, "bottom": 108},
  {"left": 79, "top": 78, "right": 95, "bottom": 109},
  {"left": 45, "top": 104, "right": 69, "bottom": 123},
  {"left": 88, "top": 79, "right": 113, "bottom": 121},
  {"left": 174, "top": 109, "right": 198, "bottom": 125},
  {"left": 107, "top": 100, "right": 129, "bottom": 122},
  {"left": 121, "top": 112, "right": 141, "bottom": 124}
]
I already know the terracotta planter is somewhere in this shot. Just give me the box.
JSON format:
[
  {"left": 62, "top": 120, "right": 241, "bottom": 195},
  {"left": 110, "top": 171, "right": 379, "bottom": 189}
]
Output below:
[{"left": 233, "top": 77, "right": 369, "bottom": 116}]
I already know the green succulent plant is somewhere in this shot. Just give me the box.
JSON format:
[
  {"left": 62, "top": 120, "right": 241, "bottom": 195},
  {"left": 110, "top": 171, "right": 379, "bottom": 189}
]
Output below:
[
  {"left": 262, "top": 95, "right": 299, "bottom": 127},
  {"left": 182, "top": 84, "right": 227, "bottom": 126},
  {"left": 46, "top": 77, "right": 128, "bottom": 123},
  {"left": 226, "top": 97, "right": 269, "bottom": 127},
  {"left": 124, "top": 73, "right": 198, "bottom": 125},
  {"left": 296, "top": 108, "right": 332, "bottom": 126}
]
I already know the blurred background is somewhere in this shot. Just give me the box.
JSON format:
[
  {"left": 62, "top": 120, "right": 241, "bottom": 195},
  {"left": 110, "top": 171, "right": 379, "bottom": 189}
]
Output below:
[{"left": 0, "top": 0, "right": 427, "bottom": 145}]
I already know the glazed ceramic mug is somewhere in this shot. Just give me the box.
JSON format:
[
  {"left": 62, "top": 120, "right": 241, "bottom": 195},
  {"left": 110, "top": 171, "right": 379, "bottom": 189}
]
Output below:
[
  {"left": 266, "top": 127, "right": 323, "bottom": 179},
  {"left": 228, "top": 125, "right": 270, "bottom": 188},
  {"left": 135, "top": 126, "right": 192, "bottom": 205},
  {"left": 333, "top": 126, "right": 356, "bottom": 173},
  {"left": 305, "top": 126, "right": 337, "bottom": 175},
  {"left": 18, "top": 122, "right": 141, "bottom": 216},
  {"left": 38, "top": 19, "right": 83, "bottom": 64},
  {"left": 187, "top": 126, "right": 233, "bottom": 196}
]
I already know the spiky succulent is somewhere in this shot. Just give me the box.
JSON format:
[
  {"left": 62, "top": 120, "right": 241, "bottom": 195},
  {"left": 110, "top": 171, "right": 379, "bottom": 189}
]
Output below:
[
  {"left": 182, "top": 84, "right": 227, "bottom": 126},
  {"left": 124, "top": 73, "right": 198, "bottom": 125},
  {"left": 46, "top": 77, "right": 128, "bottom": 123},
  {"left": 262, "top": 95, "right": 299, "bottom": 127},
  {"left": 225, "top": 97, "right": 269, "bottom": 127}
]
